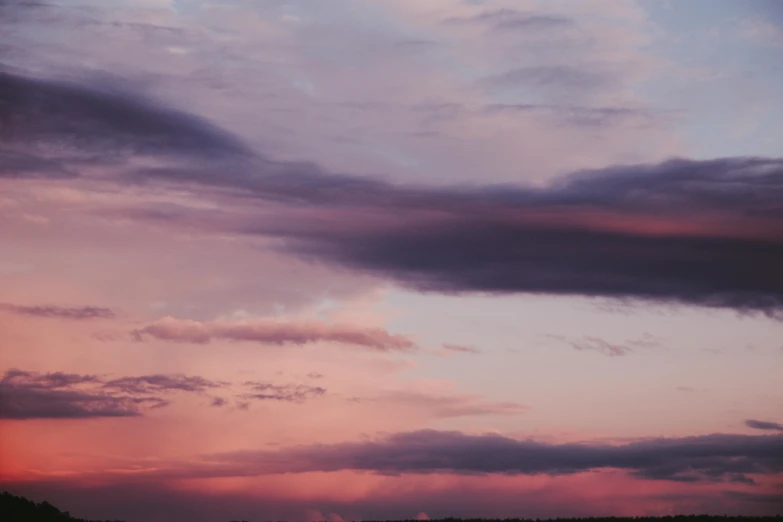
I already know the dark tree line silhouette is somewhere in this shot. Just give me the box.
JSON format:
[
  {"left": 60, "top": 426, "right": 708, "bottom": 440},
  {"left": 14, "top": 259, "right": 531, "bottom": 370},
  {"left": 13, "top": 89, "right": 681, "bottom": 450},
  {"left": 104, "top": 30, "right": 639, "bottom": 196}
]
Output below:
[
  {"left": 0, "top": 492, "right": 123, "bottom": 522},
  {"left": 363, "top": 518, "right": 783, "bottom": 522},
  {"left": 2, "top": 492, "right": 781, "bottom": 522}
]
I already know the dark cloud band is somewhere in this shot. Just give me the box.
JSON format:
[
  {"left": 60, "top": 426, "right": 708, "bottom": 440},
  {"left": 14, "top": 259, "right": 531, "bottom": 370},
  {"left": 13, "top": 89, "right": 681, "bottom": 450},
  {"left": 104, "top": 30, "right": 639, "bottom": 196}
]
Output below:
[
  {"left": 207, "top": 429, "right": 783, "bottom": 484},
  {"left": 4, "top": 67, "right": 783, "bottom": 314},
  {"left": 746, "top": 419, "right": 783, "bottom": 431}
]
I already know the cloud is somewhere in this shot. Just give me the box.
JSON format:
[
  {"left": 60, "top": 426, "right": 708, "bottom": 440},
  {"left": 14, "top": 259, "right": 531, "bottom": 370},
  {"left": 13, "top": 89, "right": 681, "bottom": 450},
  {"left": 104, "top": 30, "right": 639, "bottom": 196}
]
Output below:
[
  {"left": 0, "top": 369, "right": 222, "bottom": 420},
  {"left": 546, "top": 332, "right": 663, "bottom": 357},
  {"left": 0, "top": 149, "right": 75, "bottom": 179},
  {"left": 441, "top": 344, "right": 481, "bottom": 354},
  {"left": 0, "top": 369, "right": 158, "bottom": 419},
  {"left": 481, "top": 102, "right": 656, "bottom": 128},
  {"left": 124, "top": 151, "right": 783, "bottom": 317},
  {"left": 133, "top": 316, "right": 416, "bottom": 352},
  {"left": 4, "top": 58, "right": 783, "bottom": 315},
  {"left": 0, "top": 67, "right": 250, "bottom": 178},
  {"left": 205, "top": 430, "right": 783, "bottom": 484},
  {"left": 0, "top": 304, "right": 115, "bottom": 320},
  {"left": 739, "top": 17, "right": 783, "bottom": 47},
  {"left": 240, "top": 382, "right": 326, "bottom": 404},
  {"left": 487, "top": 66, "right": 612, "bottom": 92},
  {"left": 745, "top": 419, "right": 783, "bottom": 432},
  {"left": 103, "top": 374, "right": 224, "bottom": 394},
  {"left": 120, "top": 155, "right": 783, "bottom": 315},
  {"left": 260, "top": 157, "right": 783, "bottom": 315},
  {"left": 446, "top": 9, "right": 574, "bottom": 31},
  {"left": 571, "top": 337, "right": 632, "bottom": 357},
  {"left": 352, "top": 391, "right": 528, "bottom": 419},
  {"left": 210, "top": 397, "right": 227, "bottom": 408}
]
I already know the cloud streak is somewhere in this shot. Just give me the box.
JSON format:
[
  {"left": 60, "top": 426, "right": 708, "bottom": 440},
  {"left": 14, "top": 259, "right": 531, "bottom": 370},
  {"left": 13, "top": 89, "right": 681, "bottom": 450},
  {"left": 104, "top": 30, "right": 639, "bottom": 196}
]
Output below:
[
  {"left": 241, "top": 382, "right": 326, "bottom": 404},
  {"left": 746, "top": 419, "right": 783, "bottom": 431},
  {"left": 0, "top": 304, "right": 115, "bottom": 320},
  {"left": 547, "top": 334, "right": 660, "bottom": 357},
  {"left": 446, "top": 9, "right": 574, "bottom": 31},
  {"left": 133, "top": 316, "right": 417, "bottom": 352},
  {"left": 442, "top": 344, "right": 481, "bottom": 354},
  {"left": 0, "top": 369, "right": 224, "bottom": 420},
  {"left": 350, "top": 391, "right": 527, "bottom": 419},
  {"left": 103, "top": 374, "right": 224, "bottom": 395},
  {"left": 204, "top": 430, "right": 783, "bottom": 484}
]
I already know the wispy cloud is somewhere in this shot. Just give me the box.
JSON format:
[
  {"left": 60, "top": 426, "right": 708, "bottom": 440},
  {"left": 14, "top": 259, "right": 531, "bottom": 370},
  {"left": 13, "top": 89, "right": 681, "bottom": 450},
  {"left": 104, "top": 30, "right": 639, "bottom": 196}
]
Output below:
[
  {"left": 441, "top": 344, "right": 481, "bottom": 354},
  {"left": 676, "top": 386, "right": 697, "bottom": 393},
  {"left": 547, "top": 333, "right": 661, "bottom": 357},
  {"left": 240, "top": 381, "right": 326, "bottom": 404},
  {"left": 0, "top": 369, "right": 224, "bottom": 419},
  {"left": 133, "top": 316, "right": 416, "bottom": 352},
  {"left": 103, "top": 374, "right": 224, "bottom": 394},
  {"left": 0, "top": 303, "right": 115, "bottom": 320},
  {"left": 446, "top": 9, "right": 574, "bottom": 31},
  {"left": 349, "top": 390, "right": 527, "bottom": 419}
]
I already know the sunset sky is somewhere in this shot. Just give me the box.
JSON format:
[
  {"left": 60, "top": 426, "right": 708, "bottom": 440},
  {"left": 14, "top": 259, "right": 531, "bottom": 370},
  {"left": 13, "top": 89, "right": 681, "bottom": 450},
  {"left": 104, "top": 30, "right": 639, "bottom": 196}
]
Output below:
[{"left": 1, "top": 0, "right": 783, "bottom": 521}]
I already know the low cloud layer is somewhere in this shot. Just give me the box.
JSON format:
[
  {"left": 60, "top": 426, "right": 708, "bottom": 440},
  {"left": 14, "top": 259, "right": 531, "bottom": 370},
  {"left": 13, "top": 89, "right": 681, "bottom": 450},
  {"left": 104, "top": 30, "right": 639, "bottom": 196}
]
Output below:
[
  {"left": 134, "top": 316, "right": 416, "bottom": 351},
  {"left": 3, "top": 472, "right": 780, "bottom": 522},
  {"left": 0, "top": 304, "right": 115, "bottom": 320},
  {"left": 205, "top": 430, "right": 783, "bottom": 484},
  {"left": 0, "top": 369, "right": 224, "bottom": 419}
]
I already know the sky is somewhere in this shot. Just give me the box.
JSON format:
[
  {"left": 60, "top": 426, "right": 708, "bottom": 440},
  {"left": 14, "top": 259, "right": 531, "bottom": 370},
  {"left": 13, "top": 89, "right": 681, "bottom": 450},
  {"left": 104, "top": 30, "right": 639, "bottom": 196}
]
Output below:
[{"left": 0, "top": 0, "right": 782, "bottom": 521}]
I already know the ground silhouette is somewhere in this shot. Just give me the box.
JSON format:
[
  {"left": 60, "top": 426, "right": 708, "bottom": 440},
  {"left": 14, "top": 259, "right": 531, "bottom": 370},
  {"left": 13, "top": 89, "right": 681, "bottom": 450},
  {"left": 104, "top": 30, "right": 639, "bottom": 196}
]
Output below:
[
  {"left": 0, "top": 492, "right": 123, "bottom": 522},
  {"left": 2, "top": 492, "right": 781, "bottom": 522}
]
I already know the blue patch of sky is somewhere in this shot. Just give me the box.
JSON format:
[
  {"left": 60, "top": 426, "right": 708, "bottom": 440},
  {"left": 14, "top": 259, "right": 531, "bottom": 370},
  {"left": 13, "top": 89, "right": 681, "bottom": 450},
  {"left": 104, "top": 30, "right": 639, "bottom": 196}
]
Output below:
[{"left": 638, "top": 0, "right": 783, "bottom": 159}]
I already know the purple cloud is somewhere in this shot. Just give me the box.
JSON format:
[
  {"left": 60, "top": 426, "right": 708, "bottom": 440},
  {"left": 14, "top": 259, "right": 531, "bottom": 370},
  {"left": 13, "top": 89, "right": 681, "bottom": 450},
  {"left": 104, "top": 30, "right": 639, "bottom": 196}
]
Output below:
[
  {"left": 205, "top": 429, "right": 783, "bottom": 484},
  {"left": 0, "top": 304, "right": 115, "bottom": 320},
  {"left": 240, "top": 382, "right": 326, "bottom": 404},
  {"left": 745, "top": 419, "right": 783, "bottom": 431},
  {"left": 0, "top": 68, "right": 250, "bottom": 179},
  {"left": 446, "top": 9, "right": 574, "bottom": 31},
  {"left": 4, "top": 60, "right": 783, "bottom": 315},
  {"left": 133, "top": 316, "right": 416, "bottom": 352},
  {"left": 442, "top": 344, "right": 481, "bottom": 354},
  {"left": 0, "top": 369, "right": 223, "bottom": 420}
]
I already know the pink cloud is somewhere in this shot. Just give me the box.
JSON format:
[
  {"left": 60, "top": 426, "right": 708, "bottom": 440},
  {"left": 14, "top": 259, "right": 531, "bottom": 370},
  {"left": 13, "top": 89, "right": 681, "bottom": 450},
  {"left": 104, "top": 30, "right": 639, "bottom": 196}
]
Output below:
[
  {"left": 441, "top": 344, "right": 481, "bottom": 354},
  {"left": 134, "top": 316, "right": 416, "bottom": 352}
]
